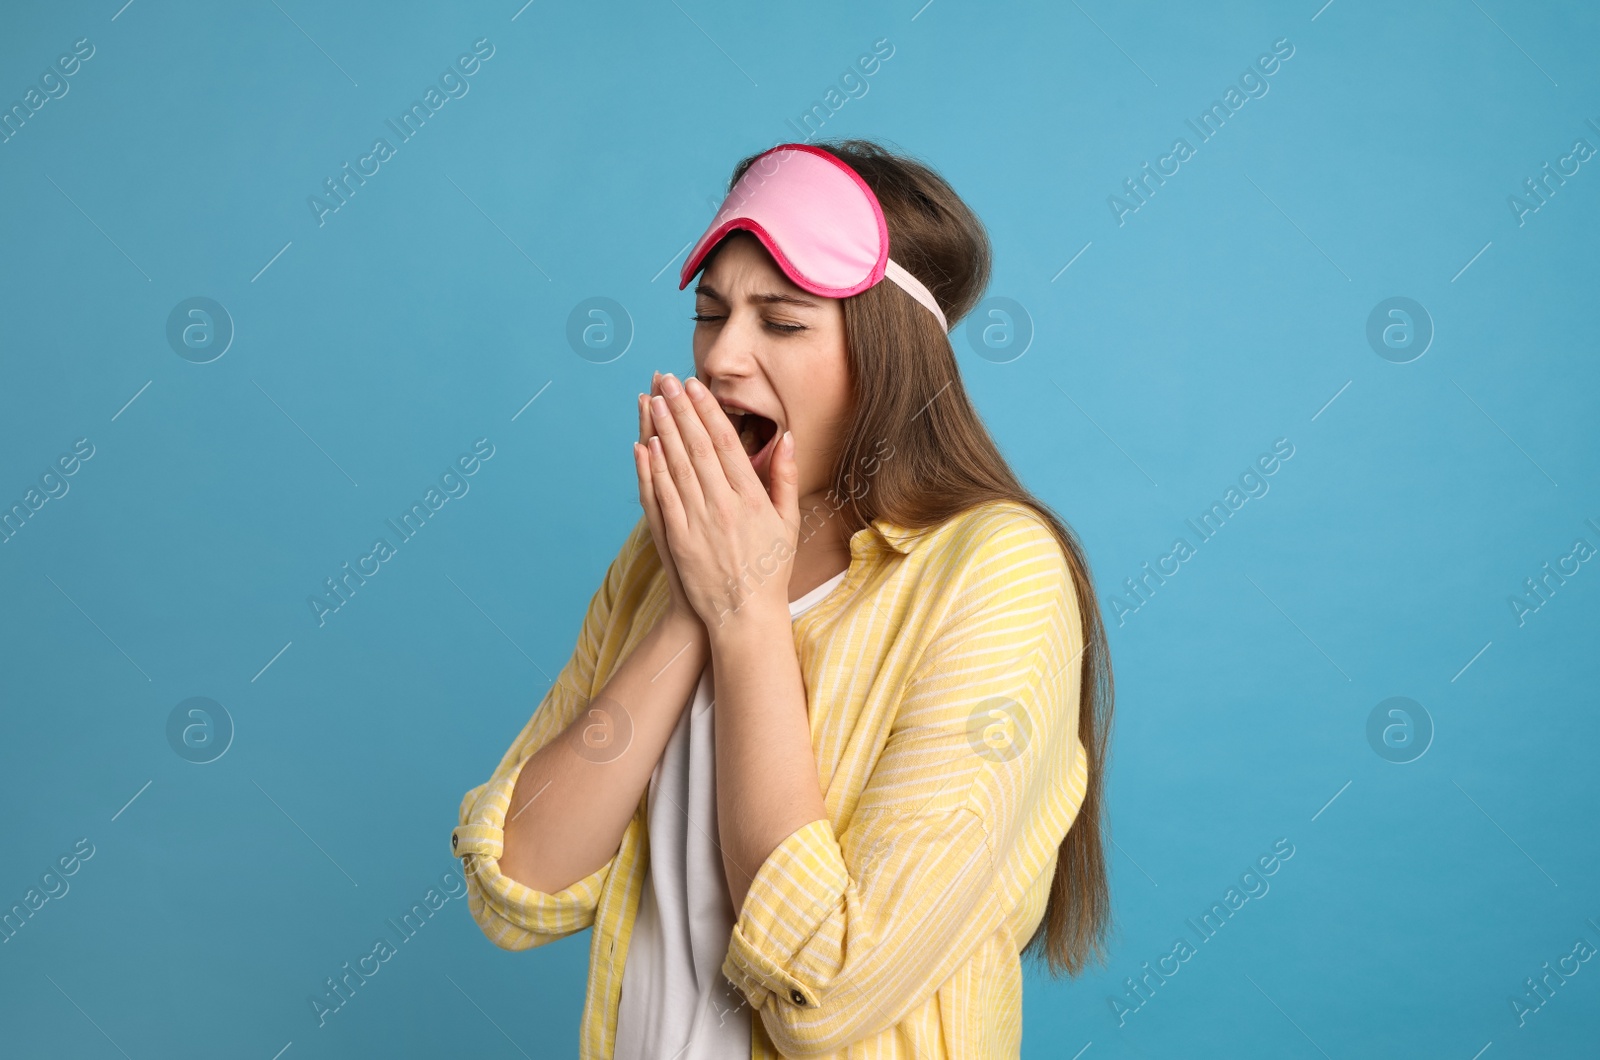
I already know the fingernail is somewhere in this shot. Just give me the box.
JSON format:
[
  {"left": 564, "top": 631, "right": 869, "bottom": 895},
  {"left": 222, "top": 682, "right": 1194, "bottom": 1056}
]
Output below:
[
  {"left": 661, "top": 374, "right": 682, "bottom": 397},
  {"left": 685, "top": 376, "right": 705, "bottom": 397},
  {"left": 651, "top": 395, "right": 668, "bottom": 416}
]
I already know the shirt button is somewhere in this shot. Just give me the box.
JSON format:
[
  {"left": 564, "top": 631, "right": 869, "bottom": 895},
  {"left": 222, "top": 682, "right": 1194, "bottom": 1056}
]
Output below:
[{"left": 789, "top": 988, "right": 806, "bottom": 1005}]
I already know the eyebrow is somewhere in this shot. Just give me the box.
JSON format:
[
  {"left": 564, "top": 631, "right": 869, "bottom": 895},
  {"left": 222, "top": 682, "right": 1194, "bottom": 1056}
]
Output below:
[{"left": 694, "top": 282, "right": 821, "bottom": 310}]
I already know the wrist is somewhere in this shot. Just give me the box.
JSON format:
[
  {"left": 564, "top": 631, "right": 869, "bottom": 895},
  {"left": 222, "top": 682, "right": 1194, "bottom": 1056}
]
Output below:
[
  {"left": 705, "top": 599, "right": 792, "bottom": 653},
  {"left": 660, "top": 605, "right": 709, "bottom": 648}
]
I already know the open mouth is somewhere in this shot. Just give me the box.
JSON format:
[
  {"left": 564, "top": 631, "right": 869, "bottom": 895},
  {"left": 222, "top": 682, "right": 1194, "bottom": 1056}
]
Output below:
[{"left": 723, "top": 409, "right": 779, "bottom": 459}]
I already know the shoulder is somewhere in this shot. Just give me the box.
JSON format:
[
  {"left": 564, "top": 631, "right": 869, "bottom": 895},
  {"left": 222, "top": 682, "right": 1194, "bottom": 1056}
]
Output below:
[
  {"left": 581, "top": 514, "right": 659, "bottom": 613},
  {"left": 917, "top": 500, "right": 1068, "bottom": 577},
  {"left": 620, "top": 512, "right": 654, "bottom": 565},
  {"left": 612, "top": 513, "right": 663, "bottom": 594},
  {"left": 912, "top": 501, "right": 1081, "bottom": 636}
]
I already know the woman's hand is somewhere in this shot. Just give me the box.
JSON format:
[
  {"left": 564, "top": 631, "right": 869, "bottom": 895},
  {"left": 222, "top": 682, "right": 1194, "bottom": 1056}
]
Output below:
[
  {"left": 641, "top": 372, "right": 801, "bottom": 638},
  {"left": 634, "top": 373, "right": 701, "bottom": 630}
]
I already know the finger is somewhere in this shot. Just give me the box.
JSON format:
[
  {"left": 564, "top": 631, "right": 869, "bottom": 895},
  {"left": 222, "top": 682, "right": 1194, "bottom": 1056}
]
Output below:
[
  {"left": 641, "top": 373, "right": 666, "bottom": 445},
  {"left": 658, "top": 374, "right": 730, "bottom": 508},
  {"left": 770, "top": 430, "right": 801, "bottom": 534},
  {"left": 647, "top": 434, "right": 688, "bottom": 537},
  {"left": 634, "top": 439, "right": 657, "bottom": 520},
  {"left": 634, "top": 441, "right": 670, "bottom": 559},
  {"left": 682, "top": 374, "right": 764, "bottom": 498},
  {"left": 649, "top": 392, "right": 707, "bottom": 516}
]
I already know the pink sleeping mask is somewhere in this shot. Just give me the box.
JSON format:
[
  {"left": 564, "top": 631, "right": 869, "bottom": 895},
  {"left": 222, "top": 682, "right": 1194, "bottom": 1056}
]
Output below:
[{"left": 678, "top": 143, "right": 949, "bottom": 333}]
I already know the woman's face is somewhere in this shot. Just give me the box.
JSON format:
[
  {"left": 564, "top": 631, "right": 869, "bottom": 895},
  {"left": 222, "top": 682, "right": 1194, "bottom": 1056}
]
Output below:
[{"left": 690, "top": 231, "right": 853, "bottom": 504}]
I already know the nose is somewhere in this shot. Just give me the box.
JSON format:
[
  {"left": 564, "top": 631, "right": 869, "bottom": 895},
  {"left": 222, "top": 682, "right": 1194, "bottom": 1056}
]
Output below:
[{"left": 694, "top": 306, "right": 761, "bottom": 384}]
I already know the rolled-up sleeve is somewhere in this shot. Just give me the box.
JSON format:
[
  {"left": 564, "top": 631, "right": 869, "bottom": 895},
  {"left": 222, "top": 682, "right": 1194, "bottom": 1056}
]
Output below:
[
  {"left": 452, "top": 515, "right": 650, "bottom": 951},
  {"left": 720, "top": 514, "right": 1084, "bottom": 1055},
  {"left": 454, "top": 760, "right": 619, "bottom": 949}
]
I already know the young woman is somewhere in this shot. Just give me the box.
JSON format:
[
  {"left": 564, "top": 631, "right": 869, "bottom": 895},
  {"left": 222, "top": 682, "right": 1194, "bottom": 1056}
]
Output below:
[{"left": 452, "top": 139, "right": 1115, "bottom": 1058}]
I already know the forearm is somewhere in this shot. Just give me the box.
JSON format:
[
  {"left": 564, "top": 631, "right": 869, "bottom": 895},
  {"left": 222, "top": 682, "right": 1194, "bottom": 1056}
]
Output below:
[
  {"left": 711, "top": 608, "right": 829, "bottom": 914},
  {"left": 500, "top": 608, "right": 708, "bottom": 893}
]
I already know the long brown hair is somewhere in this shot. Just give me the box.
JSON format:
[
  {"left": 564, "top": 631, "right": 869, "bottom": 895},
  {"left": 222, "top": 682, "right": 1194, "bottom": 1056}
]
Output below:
[{"left": 712, "top": 138, "right": 1116, "bottom": 977}]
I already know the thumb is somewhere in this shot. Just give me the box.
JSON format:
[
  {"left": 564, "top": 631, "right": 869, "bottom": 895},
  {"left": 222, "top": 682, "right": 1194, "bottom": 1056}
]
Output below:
[{"left": 771, "top": 430, "right": 801, "bottom": 535}]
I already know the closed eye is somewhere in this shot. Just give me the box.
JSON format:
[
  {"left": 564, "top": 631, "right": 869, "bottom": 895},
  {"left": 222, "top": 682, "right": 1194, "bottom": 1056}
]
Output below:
[{"left": 691, "top": 313, "right": 806, "bottom": 335}]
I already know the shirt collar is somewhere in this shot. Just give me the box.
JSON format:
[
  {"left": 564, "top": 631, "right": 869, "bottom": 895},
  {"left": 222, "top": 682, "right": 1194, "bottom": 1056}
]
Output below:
[{"left": 864, "top": 516, "right": 923, "bottom": 555}]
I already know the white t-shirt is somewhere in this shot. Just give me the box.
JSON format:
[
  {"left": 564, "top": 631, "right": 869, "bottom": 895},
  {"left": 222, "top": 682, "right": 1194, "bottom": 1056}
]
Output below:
[{"left": 614, "top": 569, "right": 849, "bottom": 1060}]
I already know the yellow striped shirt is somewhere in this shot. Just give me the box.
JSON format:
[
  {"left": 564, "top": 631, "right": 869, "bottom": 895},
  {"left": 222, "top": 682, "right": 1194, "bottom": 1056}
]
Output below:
[{"left": 452, "top": 499, "right": 1089, "bottom": 1057}]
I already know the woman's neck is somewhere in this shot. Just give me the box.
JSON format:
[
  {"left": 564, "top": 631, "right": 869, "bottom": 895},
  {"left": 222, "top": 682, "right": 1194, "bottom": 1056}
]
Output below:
[{"left": 787, "top": 490, "right": 855, "bottom": 602}]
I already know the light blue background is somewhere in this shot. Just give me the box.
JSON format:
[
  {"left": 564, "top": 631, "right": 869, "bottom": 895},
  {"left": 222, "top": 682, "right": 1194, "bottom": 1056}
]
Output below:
[{"left": 2, "top": 0, "right": 1597, "bottom": 1056}]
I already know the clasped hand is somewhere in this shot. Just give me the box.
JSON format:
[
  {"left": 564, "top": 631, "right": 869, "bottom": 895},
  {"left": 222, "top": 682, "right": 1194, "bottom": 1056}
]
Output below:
[{"left": 632, "top": 371, "right": 800, "bottom": 639}]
